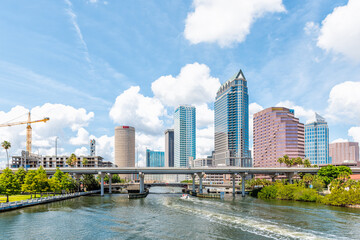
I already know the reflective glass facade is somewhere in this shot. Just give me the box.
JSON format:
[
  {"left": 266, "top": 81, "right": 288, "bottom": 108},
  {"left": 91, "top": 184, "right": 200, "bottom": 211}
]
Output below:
[
  {"left": 305, "top": 113, "right": 329, "bottom": 165},
  {"left": 146, "top": 149, "right": 165, "bottom": 167},
  {"left": 174, "top": 105, "right": 196, "bottom": 167},
  {"left": 214, "top": 70, "right": 251, "bottom": 167}
]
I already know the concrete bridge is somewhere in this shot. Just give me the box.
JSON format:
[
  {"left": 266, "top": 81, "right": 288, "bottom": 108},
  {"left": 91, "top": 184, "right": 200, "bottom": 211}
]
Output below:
[{"left": 3, "top": 167, "right": 360, "bottom": 197}]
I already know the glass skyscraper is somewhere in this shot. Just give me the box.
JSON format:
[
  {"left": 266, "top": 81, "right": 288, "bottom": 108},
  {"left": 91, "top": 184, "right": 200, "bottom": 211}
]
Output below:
[
  {"left": 305, "top": 113, "right": 330, "bottom": 165},
  {"left": 174, "top": 105, "right": 196, "bottom": 167},
  {"left": 214, "top": 69, "right": 251, "bottom": 167},
  {"left": 146, "top": 149, "right": 165, "bottom": 167}
]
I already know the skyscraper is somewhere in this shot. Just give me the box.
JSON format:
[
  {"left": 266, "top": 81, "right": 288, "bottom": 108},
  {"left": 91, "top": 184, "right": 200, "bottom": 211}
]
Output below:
[
  {"left": 253, "top": 107, "right": 305, "bottom": 167},
  {"left": 165, "top": 129, "right": 174, "bottom": 167},
  {"left": 146, "top": 149, "right": 165, "bottom": 167},
  {"left": 305, "top": 113, "right": 329, "bottom": 165},
  {"left": 114, "top": 126, "right": 135, "bottom": 168},
  {"left": 214, "top": 69, "right": 251, "bottom": 167},
  {"left": 174, "top": 105, "right": 196, "bottom": 167}
]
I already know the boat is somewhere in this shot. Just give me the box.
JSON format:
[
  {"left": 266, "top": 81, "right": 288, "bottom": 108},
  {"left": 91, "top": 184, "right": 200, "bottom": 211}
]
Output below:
[
  {"left": 128, "top": 189, "right": 149, "bottom": 199},
  {"left": 180, "top": 194, "right": 190, "bottom": 200}
]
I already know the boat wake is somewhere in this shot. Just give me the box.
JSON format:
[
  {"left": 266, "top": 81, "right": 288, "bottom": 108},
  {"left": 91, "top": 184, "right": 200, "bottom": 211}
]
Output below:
[{"left": 166, "top": 203, "right": 338, "bottom": 240}]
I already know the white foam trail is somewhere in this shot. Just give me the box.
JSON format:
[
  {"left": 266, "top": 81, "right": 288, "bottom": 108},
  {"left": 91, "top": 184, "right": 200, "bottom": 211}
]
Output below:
[{"left": 167, "top": 203, "right": 336, "bottom": 240}]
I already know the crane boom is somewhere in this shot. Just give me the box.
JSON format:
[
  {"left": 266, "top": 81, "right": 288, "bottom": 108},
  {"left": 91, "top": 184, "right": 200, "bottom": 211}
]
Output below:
[{"left": 0, "top": 112, "right": 50, "bottom": 153}]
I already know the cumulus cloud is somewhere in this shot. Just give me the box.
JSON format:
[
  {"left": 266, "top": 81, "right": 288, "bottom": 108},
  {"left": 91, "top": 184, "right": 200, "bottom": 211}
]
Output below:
[
  {"left": 0, "top": 103, "right": 94, "bottom": 165},
  {"left": 276, "top": 100, "right": 315, "bottom": 123},
  {"left": 327, "top": 81, "right": 360, "bottom": 123},
  {"left": 70, "top": 128, "right": 90, "bottom": 145},
  {"left": 152, "top": 63, "right": 220, "bottom": 107},
  {"left": 197, "top": 126, "right": 214, "bottom": 158},
  {"left": 196, "top": 104, "right": 214, "bottom": 129},
  {"left": 75, "top": 146, "right": 88, "bottom": 156},
  {"left": 331, "top": 138, "right": 349, "bottom": 143},
  {"left": 184, "top": 0, "right": 285, "bottom": 47},
  {"left": 349, "top": 127, "right": 360, "bottom": 143},
  {"left": 109, "top": 86, "right": 166, "bottom": 135},
  {"left": 317, "top": 0, "right": 360, "bottom": 62}
]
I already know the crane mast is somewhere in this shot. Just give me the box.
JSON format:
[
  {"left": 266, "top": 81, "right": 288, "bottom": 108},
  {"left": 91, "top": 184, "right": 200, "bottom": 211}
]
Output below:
[{"left": 0, "top": 112, "right": 49, "bottom": 154}]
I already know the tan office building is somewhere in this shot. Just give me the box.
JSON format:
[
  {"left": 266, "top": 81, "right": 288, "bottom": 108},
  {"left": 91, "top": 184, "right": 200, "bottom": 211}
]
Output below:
[
  {"left": 329, "top": 142, "right": 359, "bottom": 165},
  {"left": 114, "top": 126, "right": 135, "bottom": 173}
]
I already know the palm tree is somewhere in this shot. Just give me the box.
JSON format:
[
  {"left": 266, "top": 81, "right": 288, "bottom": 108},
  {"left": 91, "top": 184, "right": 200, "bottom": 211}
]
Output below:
[
  {"left": 2, "top": 141, "right": 11, "bottom": 168},
  {"left": 303, "top": 159, "right": 311, "bottom": 168}
]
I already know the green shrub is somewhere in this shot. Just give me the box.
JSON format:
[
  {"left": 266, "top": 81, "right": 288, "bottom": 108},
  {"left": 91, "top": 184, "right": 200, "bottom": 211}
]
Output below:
[
  {"left": 293, "top": 188, "right": 322, "bottom": 202},
  {"left": 258, "top": 185, "right": 277, "bottom": 200},
  {"left": 276, "top": 184, "right": 298, "bottom": 200}
]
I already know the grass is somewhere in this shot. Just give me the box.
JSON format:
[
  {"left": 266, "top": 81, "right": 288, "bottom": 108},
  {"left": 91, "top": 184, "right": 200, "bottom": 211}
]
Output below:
[{"left": 0, "top": 194, "right": 60, "bottom": 203}]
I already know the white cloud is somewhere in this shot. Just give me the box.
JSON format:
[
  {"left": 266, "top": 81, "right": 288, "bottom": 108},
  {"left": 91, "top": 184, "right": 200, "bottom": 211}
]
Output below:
[
  {"left": 196, "top": 104, "right": 214, "bottom": 129},
  {"left": 135, "top": 132, "right": 164, "bottom": 167},
  {"left": 70, "top": 128, "right": 90, "bottom": 145},
  {"left": 0, "top": 103, "right": 94, "bottom": 164},
  {"left": 327, "top": 81, "right": 360, "bottom": 123},
  {"left": 249, "top": 102, "right": 264, "bottom": 139},
  {"left": 276, "top": 100, "right": 315, "bottom": 123},
  {"left": 184, "top": 0, "right": 285, "bottom": 47},
  {"left": 91, "top": 134, "right": 114, "bottom": 162},
  {"left": 304, "top": 21, "right": 319, "bottom": 36},
  {"left": 151, "top": 63, "right": 220, "bottom": 107},
  {"left": 317, "top": 0, "right": 360, "bottom": 62},
  {"left": 74, "top": 146, "right": 88, "bottom": 156},
  {"left": 349, "top": 127, "right": 360, "bottom": 143},
  {"left": 331, "top": 138, "right": 349, "bottom": 143},
  {"left": 197, "top": 126, "right": 214, "bottom": 158},
  {"left": 109, "top": 86, "right": 166, "bottom": 135}
]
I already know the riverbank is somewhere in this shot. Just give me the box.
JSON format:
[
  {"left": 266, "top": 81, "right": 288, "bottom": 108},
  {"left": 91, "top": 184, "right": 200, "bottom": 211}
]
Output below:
[
  {"left": 254, "top": 182, "right": 360, "bottom": 208},
  {"left": 0, "top": 190, "right": 100, "bottom": 212}
]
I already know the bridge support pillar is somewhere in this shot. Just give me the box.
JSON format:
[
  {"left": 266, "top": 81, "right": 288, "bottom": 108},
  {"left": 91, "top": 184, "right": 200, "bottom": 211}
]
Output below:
[
  {"left": 108, "top": 173, "right": 112, "bottom": 194},
  {"left": 197, "top": 172, "right": 205, "bottom": 194},
  {"left": 287, "top": 172, "right": 294, "bottom": 184},
  {"left": 99, "top": 172, "right": 105, "bottom": 196},
  {"left": 139, "top": 172, "right": 145, "bottom": 194},
  {"left": 191, "top": 174, "right": 196, "bottom": 194},
  {"left": 231, "top": 174, "right": 237, "bottom": 197},
  {"left": 240, "top": 173, "right": 247, "bottom": 197},
  {"left": 270, "top": 174, "right": 276, "bottom": 182}
]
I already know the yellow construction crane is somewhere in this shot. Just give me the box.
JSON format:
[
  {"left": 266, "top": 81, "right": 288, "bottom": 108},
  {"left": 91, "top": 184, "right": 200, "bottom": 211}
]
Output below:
[{"left": 0, "top": 112, "right": 50, "bottom": 153}]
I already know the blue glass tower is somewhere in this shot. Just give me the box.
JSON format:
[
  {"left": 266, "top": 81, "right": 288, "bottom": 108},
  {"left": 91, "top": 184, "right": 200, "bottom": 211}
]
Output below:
[
  {"left": 305, "top": 113, "right": 330, "bottom": 165},
  {"left": 174, "top": 105, "right": 196, "bottom": 167},
  {"left": 214, "top": 69, "right": 251, "bottom": 167},
  {"left": 146, "top": 149, "right": 165, "bottom": 167}
]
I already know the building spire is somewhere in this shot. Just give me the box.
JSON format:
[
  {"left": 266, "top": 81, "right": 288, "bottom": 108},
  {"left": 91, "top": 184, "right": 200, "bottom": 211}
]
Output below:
[{"left": 235, "top": 69, "right": 246, "bottom": 80}]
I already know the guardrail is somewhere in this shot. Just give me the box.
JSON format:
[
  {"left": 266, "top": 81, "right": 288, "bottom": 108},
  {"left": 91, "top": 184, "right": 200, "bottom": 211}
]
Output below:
[{"left": 0, "top": 190, "right": 100, "bottom": 212}]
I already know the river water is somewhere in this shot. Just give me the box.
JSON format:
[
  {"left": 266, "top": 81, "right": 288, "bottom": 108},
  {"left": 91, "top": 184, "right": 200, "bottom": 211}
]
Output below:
[{"left": 1, "top": 187, "right": 360, "bottom": 240}]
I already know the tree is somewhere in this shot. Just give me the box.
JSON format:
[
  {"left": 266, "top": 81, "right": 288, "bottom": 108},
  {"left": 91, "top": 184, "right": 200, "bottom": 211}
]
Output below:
[
  {"left": 15, "top": 167, "right": 27, "bottom": 186},
  {"left": 1, "top": 141, "right": 11, "bottom": 167},
  {"left": 302, "top": 173, "right": 314, "bottom": 187},
  {"left": 83, "top": 174, "right": 100, "bottom": 191},
  {"left": 318, "top": 165, "right": 352, "bottom": 186},
  {"left": 22, "top": 170, "right": 37, "bottom": 198},
  {"left": 34, "top": 167, "right": 50, "bottom": 197},
  {"left": 0, "top": 168, "right": 20, "bottom": 202},
  {"left": 49, "top": 168, "right": 64, "bottom": 194},
  {"left": 294, "top": 157, "right": 303, "bottom": 166},
  {"left": 66, "top": 153, "right": 77, "bottom": 167},
  {"left": 82, "top": 158, "right": 89, "bottom": 166},
  {"left": 303, "top": 159, "right": 311, "bottom": 168}
]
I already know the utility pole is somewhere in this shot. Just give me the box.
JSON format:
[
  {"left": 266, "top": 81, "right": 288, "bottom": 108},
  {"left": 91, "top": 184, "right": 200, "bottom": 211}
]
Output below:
[{"left": 55, "top": 136, "right": 58, "bottom": 158}]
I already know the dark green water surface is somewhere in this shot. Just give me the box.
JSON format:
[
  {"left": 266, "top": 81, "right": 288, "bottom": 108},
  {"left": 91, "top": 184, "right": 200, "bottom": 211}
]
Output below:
[{"left": 1, "top": 187, "right": 360, "bottom": 240}]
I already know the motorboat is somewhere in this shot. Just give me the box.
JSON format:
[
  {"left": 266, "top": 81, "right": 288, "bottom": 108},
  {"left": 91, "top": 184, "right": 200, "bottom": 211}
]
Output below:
[{"left": 180, "top": 194, "right": 190, "bottom": 200}]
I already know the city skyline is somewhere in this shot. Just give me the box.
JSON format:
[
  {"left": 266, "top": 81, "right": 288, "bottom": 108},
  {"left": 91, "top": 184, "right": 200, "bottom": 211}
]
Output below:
[{"left": 1, "top": 0, "right": 360, "bottom": 168}]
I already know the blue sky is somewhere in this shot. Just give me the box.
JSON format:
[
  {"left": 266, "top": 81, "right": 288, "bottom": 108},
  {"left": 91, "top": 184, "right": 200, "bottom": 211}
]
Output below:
[{"left": 1, "top": 0, "right": 360, "bottom": 166}]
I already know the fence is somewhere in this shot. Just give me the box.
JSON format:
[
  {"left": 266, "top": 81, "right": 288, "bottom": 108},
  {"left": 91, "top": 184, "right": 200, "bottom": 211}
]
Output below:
[{"left": 0, "top": 190, "right": 100, "bottom": 212}]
